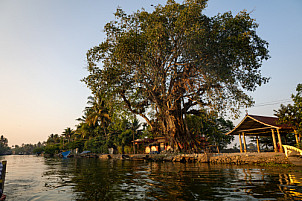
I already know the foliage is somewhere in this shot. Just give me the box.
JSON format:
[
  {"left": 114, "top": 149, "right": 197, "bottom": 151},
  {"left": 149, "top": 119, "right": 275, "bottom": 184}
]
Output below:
[
  {"left": 231, "top": 143, "right": 240, "bottom": 152},
  {"left": 47, "top": 134, "right": 61, "bottom": 144},
  {"left": 0, "top": 135, "right": 10, "bottom": 155},
  {"left": 12, "top": 142, "right": 44, "bottom": 155},
  {"left": 186, "top": 111, "right": 234, "bottom": 152},
  {"left": 78, "top": 116, "right": 141, "bottom": 154},
  {"left": 62, "top": 127, "right": 75, "bottom": 143},
  {"left": 296, "top": 143, "right": 302, "bottom": 149},
  {"left": 251, "top": 132, "right": 297, "bottom": 151},
  {"left": 275, "top": 83, "right": 302, "bottom": 139},
  {"left": 85, "top": 94, "right": 111, "bottom": 135},
  {"left": 33, "top": 147, "right": 44, "bottom": 154},
  {"left": 44, "top": 144, "right": 60, "bottom": 156},
  {"left": 67, "top": 139, "right": 85, "bottom": 152},
  {"left": 45, "top": 104, "right": 144, "bottom": 155},
  {"left": 283, "top": 133, "right": 298, "bottom": 146},
  {"left": 255, "top": 137, "right": 273, "bottom": 150},
  {"left": 84, "top": 136, "right": 110, "bottom": 153},
  {"left": 83, "top": 0, "right": 269, "bottom": 151}
]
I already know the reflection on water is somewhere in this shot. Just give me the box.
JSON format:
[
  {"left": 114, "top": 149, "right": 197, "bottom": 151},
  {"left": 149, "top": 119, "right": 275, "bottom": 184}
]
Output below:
[{"left": 1, "top": 155, "right": 301, "bottom": 200}]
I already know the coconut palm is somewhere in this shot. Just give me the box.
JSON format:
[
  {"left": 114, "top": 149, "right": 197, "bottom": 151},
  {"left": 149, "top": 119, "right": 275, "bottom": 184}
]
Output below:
[
  {"left": 85, "top": 94, "right": 111, "bottom": 135},
  {"left": 62, "top": 127, "right": 74, "bottom": 143}
]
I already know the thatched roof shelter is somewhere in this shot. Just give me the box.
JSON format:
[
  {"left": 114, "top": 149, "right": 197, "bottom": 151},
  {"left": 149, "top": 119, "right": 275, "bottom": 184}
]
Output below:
[
  {"left": 226, "top": 114, "right": 292, "bottom": 136},
  {"left": 226, "top": 114, "right": 293, "bottom": 153}
]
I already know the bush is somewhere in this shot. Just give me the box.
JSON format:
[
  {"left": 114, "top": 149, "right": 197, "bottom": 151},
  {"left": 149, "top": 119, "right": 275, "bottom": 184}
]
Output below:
[
  {"left": 33, "top": 147, "right": 44, "bottom": 155},
  {"left": 44, "top": 144, "right": 60, "bottom": 156},
  {"left": 124, "top": 146, "right": 132, "bottom": 154}
]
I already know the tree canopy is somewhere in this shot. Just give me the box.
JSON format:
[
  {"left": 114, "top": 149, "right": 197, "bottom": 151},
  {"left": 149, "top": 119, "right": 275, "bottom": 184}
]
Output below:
[
  {"left": 0, "top": 135, "right": 9, "bottom": 155},
  {"left": 275, "top": 83, "right": 302, "bottom": 145},
  {"left": 186, "top": 111, "right": 234, "bottom": 152},
  {"left": 83, "top": 0, "right": 269, "bottom": 152}
]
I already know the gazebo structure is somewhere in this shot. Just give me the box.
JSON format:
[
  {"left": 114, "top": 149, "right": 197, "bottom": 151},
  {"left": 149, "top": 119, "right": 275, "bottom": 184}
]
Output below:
[{"left": 226, "top": 114, "right": 294, "bottom": 153}]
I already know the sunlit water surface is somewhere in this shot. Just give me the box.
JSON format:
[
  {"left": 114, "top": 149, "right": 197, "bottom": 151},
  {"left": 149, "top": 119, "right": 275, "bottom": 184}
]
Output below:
[{"left": 1, "top": 155, "right": 302, "bottom": 200}]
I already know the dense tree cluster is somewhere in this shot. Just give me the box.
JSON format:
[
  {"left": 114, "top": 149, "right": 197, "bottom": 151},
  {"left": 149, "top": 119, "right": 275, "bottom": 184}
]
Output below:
[
  {"left": 12, "top": 142, "right": 44, "bottom": 155},
  {"left": 0, "top": 135, "right": 9, "bottom": 155},
  {"left": 186, "top": 110, "right": 234, "bottom": 152},
  {"left": 42, "top": 95, "right": 147, "bottom": 156},
  {"left": 2, "top": 0, "right": 271, "bottom": 155},
  {"left": 83, "top": 0, "right": 269, "bottom": 151},
  {"left": 42, "top": 95, "right": 234, "bottom": 156},
  {"left": 249, "top": 84, "right": 302, "bottom": 151},
  {"left": 275, "top": 83, "right": 302, "bottom": 147}
]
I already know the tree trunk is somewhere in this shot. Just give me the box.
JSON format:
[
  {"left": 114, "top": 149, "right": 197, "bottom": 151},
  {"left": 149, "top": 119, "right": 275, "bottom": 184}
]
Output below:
[
  {"left": 216, "top": 145, "right": 220, "bottom": 153},
  {"left": 162, "top": 110, "right": 196, "bottom": 153},
  {"left": 150, "top": 99, "right": 198, "bottom": 153}
]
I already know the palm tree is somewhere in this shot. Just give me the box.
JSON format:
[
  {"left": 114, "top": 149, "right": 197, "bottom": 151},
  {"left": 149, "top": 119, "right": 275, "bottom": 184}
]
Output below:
[
  {"left": 129, "top": 118, "right": 141, "bottom": 154},
  {"left": 0, "top": 135, "right": 8, "bottom": 147},
  {"left": 47, "top": 134, "right": 55, "bottom": 144},
  {"left": 85, "top": 94, "right": 111, "bottom": 136},
  {"left": 75, "top": 122, "right": 94, "bottom": 139},
  {"left": 62, "top": 127, "right": 74, "bottom": 143}
]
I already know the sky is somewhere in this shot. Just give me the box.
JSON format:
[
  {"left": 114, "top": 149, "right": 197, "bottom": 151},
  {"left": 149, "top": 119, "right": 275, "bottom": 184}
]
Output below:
[{"left": 0, "top": 0, "right": 301, "bottom": 146}]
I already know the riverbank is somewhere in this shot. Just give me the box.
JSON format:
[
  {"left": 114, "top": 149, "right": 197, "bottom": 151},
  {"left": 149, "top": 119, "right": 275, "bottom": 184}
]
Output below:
[{"left": 99, "top": 152, "right": 301, "bottom": 166}]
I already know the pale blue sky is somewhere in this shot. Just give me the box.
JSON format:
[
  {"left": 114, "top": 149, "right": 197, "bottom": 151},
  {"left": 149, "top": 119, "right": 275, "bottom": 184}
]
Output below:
[{"left": 0, "top": 0, "right": 301, "bottom": 146}]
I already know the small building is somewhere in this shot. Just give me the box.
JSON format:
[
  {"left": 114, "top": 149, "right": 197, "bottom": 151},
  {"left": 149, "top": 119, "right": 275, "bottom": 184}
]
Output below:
[
  {"left": 133, "top": 138, "right": 154, "bottom": 154},
  {"left": 138, "top": 137, "right": 172, "bottom": 154},
  {"left": 226, "top": 114, "right": 294, "bottom": 153}
]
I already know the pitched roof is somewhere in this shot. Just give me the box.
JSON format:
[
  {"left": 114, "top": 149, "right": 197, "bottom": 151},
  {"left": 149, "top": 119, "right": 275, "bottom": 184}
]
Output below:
[
  {"left": 226, "top": 114, "right": 292, "bottom": 136},
  {"left": 248, "top": 115, "right": 280, "bottom": 127}
]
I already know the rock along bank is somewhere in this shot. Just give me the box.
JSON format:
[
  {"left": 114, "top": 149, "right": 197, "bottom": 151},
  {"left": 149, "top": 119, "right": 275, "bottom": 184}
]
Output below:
[{"left": 99, "top": 152, "right": 299, "bottom": 166}]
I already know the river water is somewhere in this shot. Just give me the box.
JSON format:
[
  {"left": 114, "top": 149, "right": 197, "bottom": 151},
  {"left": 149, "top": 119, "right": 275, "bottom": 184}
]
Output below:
[{"left": 1, "top": 155, "right": 302, "bottom": 200}]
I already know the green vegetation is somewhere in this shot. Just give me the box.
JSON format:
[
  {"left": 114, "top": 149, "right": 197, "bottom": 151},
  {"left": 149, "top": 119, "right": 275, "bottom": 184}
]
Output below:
[
  {"left": 83, "top": 0, "right": 269, "bottom": 152},
  {"left": 39, "top": 0, "right": 269, "bottom": 154},
  {"left": 5, "top": 0, "right": 270, "bottom": 155},
  {"left": 186, "top": 110, "right": 234, "bottom": 152},
  {"left": 20, "top": 84, "right": 302, "bottom": 156},
  {"left": 41, "top": 95, "right": 234, "bottom": 156},
  {"left": 10, "top": 142, "right": 43, "bottom": 155},
  {"left": 0, "top": 135, "right": 10, "bottom": 155},
  {"left": 42, "top": 94, "right": 146, "bottom": 155},
  {"left": 275, "top": 83, "right": 302, "bottom": 148}
]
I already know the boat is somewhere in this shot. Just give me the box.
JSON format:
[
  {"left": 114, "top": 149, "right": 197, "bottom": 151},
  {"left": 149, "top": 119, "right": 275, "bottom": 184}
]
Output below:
[
  {"left": 61, "top": 150, "right": 71, "bottom": 158},
  {"left": 0, "top": 161, "right": 7, "bottom": 200},
  {"left": 80, "top": 151, "right": 98, "bottom": 158},
  {"left": 282, "top": 145, "right": 302, "bottom": 166},
  {"left": 80, "top": 150, "right": 91, "bottom": 155},
  {"left": 283, "top": 145, "right": 302, "bottom": 157}
]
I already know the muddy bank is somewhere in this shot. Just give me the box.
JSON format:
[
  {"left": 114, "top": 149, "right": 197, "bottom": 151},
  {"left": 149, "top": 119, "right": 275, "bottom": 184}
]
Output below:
[{"left": 99, "top": 152, "right": 297, "bottom": 166}]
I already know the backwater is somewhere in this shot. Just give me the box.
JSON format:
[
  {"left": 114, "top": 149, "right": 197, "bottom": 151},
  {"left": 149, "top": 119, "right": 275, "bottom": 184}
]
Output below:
[{"left": 1, "top": 155, "right": 302, "bottom": 200}]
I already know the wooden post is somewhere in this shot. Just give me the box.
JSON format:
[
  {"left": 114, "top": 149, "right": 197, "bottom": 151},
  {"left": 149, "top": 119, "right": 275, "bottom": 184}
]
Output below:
[
  {"left": 271, "top": 129, "right": 278, "bottom": 153},
  {"left": 277, "top": 129, "right": 283, "bottom": 153},
  {"left": 256, "top": 136, "right": 260, "bottom": 153},
  {"left": 239, "top": 134, "right": 243, "bottom": 153},
  {"left": 294, "top": 130, "right": 299, "bottom": 144},
  {"left": 242, "top": 132, "right": 247, "bottom": 153},
  {"left": 133, "top": 131, "right": 135, "bottom": 154}
]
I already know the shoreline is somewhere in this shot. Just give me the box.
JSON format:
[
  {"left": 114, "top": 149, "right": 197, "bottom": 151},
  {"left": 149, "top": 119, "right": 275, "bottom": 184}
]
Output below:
[{"left": 98, "top": 152, "right": 301, "bottom": 166}]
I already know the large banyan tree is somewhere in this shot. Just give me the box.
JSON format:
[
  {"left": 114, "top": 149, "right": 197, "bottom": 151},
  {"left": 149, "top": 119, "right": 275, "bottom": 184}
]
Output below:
[{"left": 83, "top": 0, "right": 270, "bottom": 152}]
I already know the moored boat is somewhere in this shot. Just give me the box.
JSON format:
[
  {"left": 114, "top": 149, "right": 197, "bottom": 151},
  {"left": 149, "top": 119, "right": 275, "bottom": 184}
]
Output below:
[
  {"left": 61, "top": 150, "right": 71, "bottom": 158},
  {"left": 282, "top": 145, "right": 302, "bottom": 166},
  {"left": 0, "top": 161, "right": 7, "bottom": 200}
]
